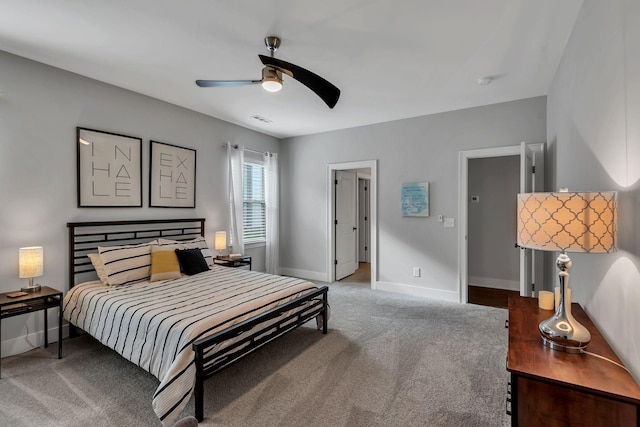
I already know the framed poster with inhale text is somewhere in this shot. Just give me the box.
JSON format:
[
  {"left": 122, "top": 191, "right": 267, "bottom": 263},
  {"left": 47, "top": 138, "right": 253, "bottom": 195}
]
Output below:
[
  {"left": 77, "top": 127, "right": 143, "bottom": 207},
  {"left": 149, "top": 140, "right": 196, "bottom": 208}
]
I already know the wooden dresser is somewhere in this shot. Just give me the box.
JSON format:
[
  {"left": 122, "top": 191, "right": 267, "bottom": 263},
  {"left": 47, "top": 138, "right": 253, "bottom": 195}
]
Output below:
[{"left": 507, "top": 296, "right": 640, "bottom": 427}]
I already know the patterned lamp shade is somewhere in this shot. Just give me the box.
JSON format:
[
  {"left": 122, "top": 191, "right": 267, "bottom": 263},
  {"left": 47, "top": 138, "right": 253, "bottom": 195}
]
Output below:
[{"left": 517, "top": 192, "right": 617, "bottom": 253}]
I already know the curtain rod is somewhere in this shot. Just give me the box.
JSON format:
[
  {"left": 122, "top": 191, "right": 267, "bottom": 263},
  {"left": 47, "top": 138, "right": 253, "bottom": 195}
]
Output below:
[{"left": 222, "top": 143, "right": 275, "bottom": 157}]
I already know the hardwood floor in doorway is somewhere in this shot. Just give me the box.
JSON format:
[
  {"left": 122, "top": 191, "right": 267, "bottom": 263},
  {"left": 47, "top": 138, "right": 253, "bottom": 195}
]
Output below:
[
  {"left": 341, "top": 262, "right": 370, "bottom": 284},
  {"left": 468, "top": 285, "right": 519, "bottom": 309}
]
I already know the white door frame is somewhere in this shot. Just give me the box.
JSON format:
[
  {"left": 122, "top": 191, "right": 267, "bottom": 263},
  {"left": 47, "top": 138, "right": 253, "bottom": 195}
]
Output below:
[
  {"left": 458, "top": 145, "right": 521, "bottom": 303},
  {"left": 327, "top": 160, "right": 377, "bottom": 289}
]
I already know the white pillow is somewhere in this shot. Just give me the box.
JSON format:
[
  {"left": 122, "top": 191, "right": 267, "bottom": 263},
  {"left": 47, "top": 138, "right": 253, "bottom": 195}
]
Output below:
[
  {"left": 87, "top": 253, "right": 109, "bottom": 285},
  {"left": 158, "top": 237, "right": 213, "bottom": 267},
  {"left": 98, "top": 240, "right": 156, "bottom": 286}
]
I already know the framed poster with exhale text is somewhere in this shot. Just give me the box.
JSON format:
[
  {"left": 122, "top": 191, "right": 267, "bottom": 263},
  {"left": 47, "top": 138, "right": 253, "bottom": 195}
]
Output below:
[
  {"left": 77, "top": 127, "right": 143, "bottom": 207},
  {"left": 149, "top": 140, "right": 196, "bottom": 208}
]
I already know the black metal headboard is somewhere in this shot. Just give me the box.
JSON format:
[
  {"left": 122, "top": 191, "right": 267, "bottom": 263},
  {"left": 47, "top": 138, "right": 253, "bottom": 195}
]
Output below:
[{"left": 67, "top": 218, "right": 205, "bottom": 289}]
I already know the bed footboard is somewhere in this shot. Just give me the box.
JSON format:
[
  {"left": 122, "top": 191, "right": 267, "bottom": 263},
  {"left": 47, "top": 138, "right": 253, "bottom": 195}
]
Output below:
[{"left": 192, "top": 285, "right": 329, "bottom": 421}]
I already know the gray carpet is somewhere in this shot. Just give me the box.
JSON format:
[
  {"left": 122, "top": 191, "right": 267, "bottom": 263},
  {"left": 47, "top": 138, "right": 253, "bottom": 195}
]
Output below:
[{"left": 0, "top": 282, "right": 510, "bottom": 427}]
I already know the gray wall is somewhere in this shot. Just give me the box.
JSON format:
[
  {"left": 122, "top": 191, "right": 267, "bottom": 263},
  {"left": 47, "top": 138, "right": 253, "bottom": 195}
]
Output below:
[
  {"left": 547, "top": 0, "right": 640, "bottom": 378},
  {"left": 280, "top": 97, "right": 547, "bottom": 300},
  {"left": 0, "top": 50, "right": 278, "bottom": 356},
  {"left": 468, "top": 156, "right": 520, "bottom": 290}
]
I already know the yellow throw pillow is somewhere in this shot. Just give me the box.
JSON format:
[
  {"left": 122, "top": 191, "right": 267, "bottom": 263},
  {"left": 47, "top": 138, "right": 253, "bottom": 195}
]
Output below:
[{"left": 150, "top": 249, "right": 181, "bottom": 282}]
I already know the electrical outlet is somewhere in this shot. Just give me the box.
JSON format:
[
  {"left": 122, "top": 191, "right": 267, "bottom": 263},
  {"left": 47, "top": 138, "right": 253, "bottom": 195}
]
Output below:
[
  {"left": 413, "top": 267, "right": 421, "bottom": 277},
  {"left": 444, "top": 218, "right": 455, "bottom": 228}
]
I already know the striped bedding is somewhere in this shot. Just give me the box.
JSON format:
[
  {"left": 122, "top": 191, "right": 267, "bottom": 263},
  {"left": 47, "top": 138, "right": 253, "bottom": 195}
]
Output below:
[{"left": 63, "top": 265, "right": 319, "bottom": 426}]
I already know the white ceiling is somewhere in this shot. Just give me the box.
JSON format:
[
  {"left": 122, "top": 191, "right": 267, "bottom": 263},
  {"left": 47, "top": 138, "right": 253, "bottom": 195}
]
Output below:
[{"left": 0, "top": 0, "right": 583, "bottom": 138}]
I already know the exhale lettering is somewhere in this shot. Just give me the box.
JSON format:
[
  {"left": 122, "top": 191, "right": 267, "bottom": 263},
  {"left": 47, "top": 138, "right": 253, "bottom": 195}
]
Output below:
[{"left": 158, "top": 149, "right": 190, "bottom": 200}]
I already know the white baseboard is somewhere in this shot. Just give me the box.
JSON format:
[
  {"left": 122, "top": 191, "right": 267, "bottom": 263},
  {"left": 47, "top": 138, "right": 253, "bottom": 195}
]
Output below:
[
  {"left": 279, "top": 267, "right": 329, "bottom": 282},
  {"left": 469, "top": 276, "right": 519, "bottom": 291},
  {"left": 375, "top": 281, "right": 460, "bottom": 302},
  {"left": 1, "top": 324, "right": 69, "bottom": 358}
]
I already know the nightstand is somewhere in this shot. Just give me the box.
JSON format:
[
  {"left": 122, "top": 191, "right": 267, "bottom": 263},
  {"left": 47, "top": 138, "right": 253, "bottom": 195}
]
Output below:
[
  {"left": 213, "top": 255, "right": 252, "bottom": 270},
  {"left": 0, "top": 286, "right": 63, "bottom": 377},
  {"left": 507, "top": 296, "right": 640, "bottom": 426}
]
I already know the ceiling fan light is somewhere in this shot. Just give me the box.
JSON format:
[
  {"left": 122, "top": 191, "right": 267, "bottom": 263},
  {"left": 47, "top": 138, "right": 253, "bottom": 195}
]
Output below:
[
  {"left": 262, "top": 80, "right": 282, "bottom": 92},
  {"left": 261, "top": 68, "right": 282, "bottom": 92}
]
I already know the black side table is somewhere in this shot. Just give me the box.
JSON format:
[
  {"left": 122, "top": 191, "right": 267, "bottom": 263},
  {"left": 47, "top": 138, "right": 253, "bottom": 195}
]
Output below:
[
  {"left": 213, "top": 255, "right": 252, "bottom": 270},
  {"left": 0, "top": 286, "right": 63, "bottom": 377}
]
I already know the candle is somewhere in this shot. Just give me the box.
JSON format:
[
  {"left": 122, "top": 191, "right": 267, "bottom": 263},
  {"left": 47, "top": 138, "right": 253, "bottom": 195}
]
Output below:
[
  {"left": 538, "top": 290, "right": 554, "bottom": 310},
  {"left": 555, "top": 286, "right": 572, "bottom": 312}
]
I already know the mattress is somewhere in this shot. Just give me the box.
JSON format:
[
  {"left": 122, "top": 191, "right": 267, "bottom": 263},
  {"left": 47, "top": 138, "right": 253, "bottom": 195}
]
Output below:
[{"left": 63, "top": 265, "right": 319, "bottom": 426}]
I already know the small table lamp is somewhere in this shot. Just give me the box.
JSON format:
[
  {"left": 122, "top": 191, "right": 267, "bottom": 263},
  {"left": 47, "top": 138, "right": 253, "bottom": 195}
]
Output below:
[
  {"left": 214, "top": 231, "right": 227, "bottom": 256},
  {"left": 517, "top": 191, "right": 617, "bottom": 353},
  {"left": 19, "top": 246, "right": 44, "bottom": 292}
]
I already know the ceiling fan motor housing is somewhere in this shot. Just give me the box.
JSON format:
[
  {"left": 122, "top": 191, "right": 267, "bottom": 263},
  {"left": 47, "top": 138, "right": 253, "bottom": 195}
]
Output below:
[{"left": 261, "top": 67, "right": 283, "bottom": 92}]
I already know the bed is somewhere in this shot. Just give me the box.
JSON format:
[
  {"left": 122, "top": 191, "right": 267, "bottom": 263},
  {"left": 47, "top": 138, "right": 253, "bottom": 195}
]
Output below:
[{"left": 64, "top": 218, "right": 329, "bottom": 426}]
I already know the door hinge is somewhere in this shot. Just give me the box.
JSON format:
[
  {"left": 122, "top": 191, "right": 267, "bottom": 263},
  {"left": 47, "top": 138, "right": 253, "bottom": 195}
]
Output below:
[
  {"left": 365, "top": 246, "right": 368, "bottom": 251},
  {"left": 532, "top": 165, "right": 536, "bottom": 173},
  {"left": 364, "top": 186, "right": 368, "bottom": 191},
  {"left": 335, "top": 219, "right": 338, "bottom": 225},
  {"left": 335, "top": 179, "right": 338, "bottom": 185},
  {"left": 334, "top": 259, "right": 338, "bottom": 265},
  {"left": 364, "top": 216, "right": 368, "bottom": 221}
]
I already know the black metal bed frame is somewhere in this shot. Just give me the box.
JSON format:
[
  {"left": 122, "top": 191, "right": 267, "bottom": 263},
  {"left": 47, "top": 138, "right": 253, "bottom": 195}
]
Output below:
[{"left": 67, "top": 218, "right": 329, "bottom": 422}]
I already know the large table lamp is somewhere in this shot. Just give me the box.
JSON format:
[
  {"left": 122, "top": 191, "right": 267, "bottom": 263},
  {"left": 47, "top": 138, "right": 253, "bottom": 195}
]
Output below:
[
  {"left": 516, "top": 191, "right": 617, "bottom": 353},
  {"left": 19, "top": 246, "right": 44, "bottom": 292}
]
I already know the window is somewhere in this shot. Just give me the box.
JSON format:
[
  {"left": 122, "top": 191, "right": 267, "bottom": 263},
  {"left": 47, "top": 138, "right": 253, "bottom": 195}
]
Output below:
[{"left": 242, "top": 160, "right": 266, "bottom": 243}]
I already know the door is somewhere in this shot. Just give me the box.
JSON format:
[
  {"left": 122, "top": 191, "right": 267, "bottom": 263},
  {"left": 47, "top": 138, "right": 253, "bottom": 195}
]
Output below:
[
  {"left": 335, "top": 170, "right": 358, "bottom": 280},
  {"left": 519, "top": 142, "right": 545, "bottom": 296},
  {"left": 358, "top": 178, "right": 370, "bottom": 263}
]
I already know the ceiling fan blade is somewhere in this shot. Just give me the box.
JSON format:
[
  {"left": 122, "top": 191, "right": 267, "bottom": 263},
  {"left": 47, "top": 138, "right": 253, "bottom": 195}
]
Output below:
[
  {"left": 196, "top": 79, "right": 260, "bottom": 87},
  {"left": 259, "top": 55, "right": 340, "bottom": 108}
]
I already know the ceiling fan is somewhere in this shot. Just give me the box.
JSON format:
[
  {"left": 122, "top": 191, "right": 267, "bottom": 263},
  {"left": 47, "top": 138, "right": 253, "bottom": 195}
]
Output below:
[{"left": 196, "top": 36, "right": 340, "bottom": 109}]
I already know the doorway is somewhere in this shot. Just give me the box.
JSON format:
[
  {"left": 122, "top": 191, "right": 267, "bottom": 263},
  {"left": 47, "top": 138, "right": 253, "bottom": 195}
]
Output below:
[
  {"left": 467, "top": 155, "right": 520, "bottom": 308},
  {"left": 458, "top": 144, "right": 545, "bottom": 305},
  {"left": 338, "top": 174, "right": 372, "bottom": 285},
  {"left": 327, "top": 160, "right": 377, "bottom": 289}
]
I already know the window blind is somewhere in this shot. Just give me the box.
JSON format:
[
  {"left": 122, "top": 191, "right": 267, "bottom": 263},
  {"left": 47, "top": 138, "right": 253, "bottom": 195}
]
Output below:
[{"left": 243, "top": 161, "right": 266, "bottom": 242}]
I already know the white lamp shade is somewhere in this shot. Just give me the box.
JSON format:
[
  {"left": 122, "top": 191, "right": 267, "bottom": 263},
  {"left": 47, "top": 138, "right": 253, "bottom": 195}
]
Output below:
[
  {"left": 214, "top": 231, "right": 227, "bottom": 251},
  {"left": 19, "top": 246, "right": 44, "bottom": 278},
  {"left": 517, "top": 192, "right": 617, "bottom": 253}
]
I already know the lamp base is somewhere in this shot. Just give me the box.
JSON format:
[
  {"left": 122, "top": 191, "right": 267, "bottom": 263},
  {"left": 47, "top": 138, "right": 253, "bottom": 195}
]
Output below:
[
  {"left": 21, "top": 284, "right": 41, "bottom": 293},
  {"left": 539, "top": 320, "right": 590, "bottom": 353},
  {"left": 538, "top": 253, "right": 590, "bottom": 353}
]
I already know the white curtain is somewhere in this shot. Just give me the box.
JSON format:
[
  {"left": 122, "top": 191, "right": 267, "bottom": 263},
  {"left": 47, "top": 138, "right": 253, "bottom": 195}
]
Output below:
[
  {"left": 264, "top": 152, "right": 279, "bottom": 274},
  {"left": 228, "top": 143, "right": 244, "bottom": 255}
]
